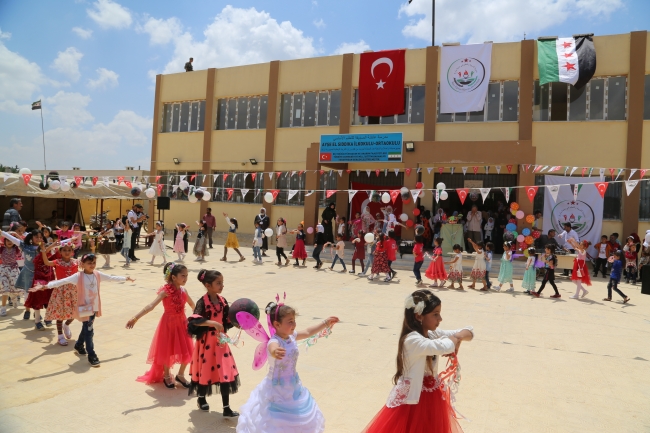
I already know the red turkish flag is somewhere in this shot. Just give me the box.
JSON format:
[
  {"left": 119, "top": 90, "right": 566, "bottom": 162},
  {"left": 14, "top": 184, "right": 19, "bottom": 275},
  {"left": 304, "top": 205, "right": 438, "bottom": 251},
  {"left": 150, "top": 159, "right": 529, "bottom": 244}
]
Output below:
[
  {"left": 609, "top": 168, "right": 616, "bottom": 178},
  {"left": 326, "top": 190, "right": 337, "bottom": 199},
  {"left": 346, "top": 169, "right": 351, "bottom": 174},
  {"left": 155, "top": 175, "right": 161, "bottom": 182},
  {"left": 581, "top": 168, "right": 587, "bottom": 177},
  {"left": 640, "top": 169, "right": 647, "bottom": 178},
  {"left": 156, "top": 184, "right": 164, "bottom": 195},
  {"left": 251, "top": 172, "right": 257, "bottom": 182},
  {"left": 405, "top": 168, "right": 411, "bottom": 176},
  {"left": 271, "top": 190, "right": 280, "bottom": 200},
  {"left": 298, "top": 171, "right": 304, "bottom": 177},
  {"left": 472, "top": 167, "right": 479, "bottom": 174},
  {"left": 319, "top": 152, "right": 332, "bottom": 161},
  {"left": 375, "top": 169, "right": 380, "bottom": 177},
  {"left": 227, "top": 188, "right": 234, "bottom": 200},
  {"left": 74, "top": 176, "right": 83, "bottom": 186},
  {"left": 125, "top": 181, "right": 132, "bottom": 189},
  {"left": 319, "top": 170, "right": 324, "bottom": 176},
  {"left": 438, "top": 167, "right": 444, "bottom": 174},
  {"left": 594, "top": 182, "right": 608, "bottom": 198},
  {"left": 117, "top": 176, "right": 124, "bottom": 185},
  {"left": 390, "top": 190, "right": 400, "bottom": 204},
  {"left": 223, "top": 173, "right": 229, "bottom": 181},
  {"left": 358, "top": 50, "right": 406, "bottom": 117},
  {"left": 276, "top": 172, "right": 282, "bottom": 179},
  {"left": 456, "top": 188, "right": 469, "bottom": 205},
  {"left": 506, "top": 165, "right": 513, "bottom": 173},
  {"left": 190, "top": 174, "right": 196, "bottom": 182},
  {"left": 526, "top": 186, "right": 538, "bottom": 203},
  {"left": 92, "top": 177, "right": 98, "bottom": 186},
  {"left": 22, "top": 174, "right": 32, "bottom": 185}
]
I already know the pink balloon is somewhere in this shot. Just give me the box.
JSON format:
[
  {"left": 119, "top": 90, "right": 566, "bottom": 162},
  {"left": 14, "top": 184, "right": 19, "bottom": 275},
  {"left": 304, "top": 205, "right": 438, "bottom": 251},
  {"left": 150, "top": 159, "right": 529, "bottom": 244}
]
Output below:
[
  {"left": 307, "top": 226, "right": 314, "bottom": 234},
  {"left": 516, "top": 210, "right": 525, "bottom": 219},
  {"left": 517, "top": 234, "right": 525, "bottom": 243}
]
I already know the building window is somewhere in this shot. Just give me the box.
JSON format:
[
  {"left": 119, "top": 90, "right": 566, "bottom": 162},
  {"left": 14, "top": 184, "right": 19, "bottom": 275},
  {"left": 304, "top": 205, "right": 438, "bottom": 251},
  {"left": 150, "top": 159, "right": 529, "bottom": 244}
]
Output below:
[
  {"left": 216, "top": 96, "right": 268, "bottom": 130},
  {"left": 533, "top": 77, "right": 626, "bottom": 121},
  {"left": 644, "top": 75, "right": 650, "bottom": 120},
  {"left": 157, "top": 171, "right": 203, "bottom": 200},
  {"left": 279, "top": 90, "right": 341, "bottom": 128},
  {"left": 275, "top": 172, "right": 307, "bottom": 206},
  {"left": 437, "top": 81, "right": 518, "bottom": 122},
  {"left": 319, "top": 171, "right": 338, "bottom": 207},
  {"left": 162, "top": 101, "right": 206, "bottom": 133},
  {"left": 353, "top": 86, "right": 425, "bottom": 125},
  {"left": 211, "top": 171, "right": 264, "bottom": 203},
  {"left": 640, "top": 179, "right": 650, "bottom": 221}
]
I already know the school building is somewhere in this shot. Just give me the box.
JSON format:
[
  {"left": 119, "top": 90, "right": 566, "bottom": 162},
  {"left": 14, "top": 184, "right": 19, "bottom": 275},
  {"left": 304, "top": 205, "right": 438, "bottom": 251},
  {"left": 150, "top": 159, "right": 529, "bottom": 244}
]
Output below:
[{"left": 149, "top": 31, "right": 650, "bottom": 239}]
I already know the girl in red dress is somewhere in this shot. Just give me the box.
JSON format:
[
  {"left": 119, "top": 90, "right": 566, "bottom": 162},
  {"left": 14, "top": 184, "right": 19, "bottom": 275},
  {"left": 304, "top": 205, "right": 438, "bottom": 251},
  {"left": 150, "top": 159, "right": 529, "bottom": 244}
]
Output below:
[
  {"left": 126, "top": 263, "right": 195, "bottom": 388},
  {"left": 25, "top": 242, "right": 59, "bottom": 330},
  {"left": 290, "top": 224, "right": 308, "bottom": 266},
  {"left": 369, "top": 233, "right": 391, "bottom": 281},
  {"left": 567, "top": 238, "right": 592, "bottom": 299},
  {"left": 188, "top": 269, "right": 240, "bottom": 417},
  {"left": 362, "top": 289, "right": 474, "bottom": 433},
  {"left": 425, "top": 238, "right": 448, "bottom": 288},
  {"left": 42, "top": 243, "right": 79, "bottom": 346}
]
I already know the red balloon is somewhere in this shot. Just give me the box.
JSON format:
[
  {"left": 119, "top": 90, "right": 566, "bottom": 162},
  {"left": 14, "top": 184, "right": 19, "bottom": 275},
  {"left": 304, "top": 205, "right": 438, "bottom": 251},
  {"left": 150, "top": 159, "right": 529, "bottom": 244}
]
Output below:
[
  {"left": 415, "top": 182, "right": 423, "bottom": 189},
  {"left": 509, "top": 218, "right": 517, "bottom": 224},
  {"left": 406, "top": 219, "right": 414, "bottom": 227},
  {"left": 402, "top": 198, "right": 410, "bottom": 204},
  {"left": 412, "top": 208, "right": 421, "bottom": 216}
]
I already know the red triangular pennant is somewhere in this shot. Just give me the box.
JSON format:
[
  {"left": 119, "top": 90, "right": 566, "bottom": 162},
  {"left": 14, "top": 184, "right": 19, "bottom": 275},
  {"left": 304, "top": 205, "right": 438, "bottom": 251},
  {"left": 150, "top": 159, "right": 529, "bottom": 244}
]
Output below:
[
  {"left": 22, "top": 174, "right": 32, "bottom": 185},
  {"left": 405, "top": 168, "right": 411, "bottom": 176},
  {"left": 276, "top": 172, "right": 282, "bottom": 179},
  {"left": 155, "top": 175, "right": 161, "bottom": 182},
  {"left": 581, "top": 168, "right": 587, "bottom": 177},
  {"left": 326, "top": 190, "right": 337, "bottom": 198},
  {"left": 251, "top": 172, "right": 257, "bottom": 182},
  {"left": 526, "top": 186, "right": 538, "bottom": 203},
  {"left": 472, "top": 166, "right": 478, "bottom": 174},
  {"left": 156, "top": 184, "right": 164, "bottom": 195},
  {"left": 594, "top": 182, "right": 608, "bottom": 198},
  {"left": 92, "top": 176, "right": 98, "bottom": 186},
  {"left": 125, "top": 181, "right": 132, "bottom": 189},
  {"left": 608, "top": 168, "right": 616, "bottom": 178},
  {"left": 456, "top": 188, "right": 469, "bottom": 205},
  {"left": 390, "top": 189, "right": 400, "bottom": 204},
  {"left": 227, "top": 188, "right": 234, "bottom": 200},
  {"left": 117, "top": 176, "right": 124, "bottom": 185},
  {"left": 506, "top": 165, "right": 513, "bottom": 173},
  {"left": 189, "top": 174, "right": 196, "bottom": 182},
  {"left": 298, "top": 171, "right": 304, "bottom": 177},
  {"left": 319, "top": 170, "right": 325, "bottom": 176},
  {"left": 223, "top": 173, "right": 229, "bottom": 181},
  {"left": 640, "top": 169, "right": 647, "bottom": 178},
  {"left": 438, "top": 167, "right": 444, "bottom": 174},
  {"left": 271, "top": 190, "right": 280, "bottom": 200},
  {"left": 346, "top": 169, "right": 352, "bottom": 174},
  {"left": 74, "top": 176, "right": 83, "bottom": 186}
]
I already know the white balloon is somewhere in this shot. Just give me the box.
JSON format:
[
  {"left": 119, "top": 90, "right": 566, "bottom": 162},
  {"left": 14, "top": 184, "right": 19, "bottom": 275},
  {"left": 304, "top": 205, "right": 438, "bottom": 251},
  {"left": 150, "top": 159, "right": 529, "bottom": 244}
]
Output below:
[
  {"left": 440, "top": 191, "right": 449, "bottom": 200},
  {"left": 364, "top": 233, "right": 374, "bottom": 243},
  {"left": 144, "top": 188, "right": 156, "bottom": 198},
  {"left": 179, "top": 180, "right": 189, "bottom": 190},
  {"left": 264, "top": 228, "right": 274, "bottom": 237},
  {"left": 436, "top": 182, "right": 446, "bottom": 191},
  {"left": 381, "top": 192, "right": 391, "bottom": 203},
  {"left": 399, "top": 213, "right": 408, "bottom": 222},
  {"left": 50, "top": 180, "right": 61, "bottom": 190},
  {"left": 188, "top": 192, "right": 198, "bottom": 203},
  {"left": 400, "top": 187, "right": 409, "bottom": 194},
  {"left": 418, "top": 190, "right": 425, "bottom": 198},
  {"left": 60, "top": 181, "right": 70, "bottom": 192},
  {"left": 264, "top": 192, "right": 274, "bottom": 203},
  {"left": 201, "top": 190, "right": 211, "bottom": 201},
  {"left": 18, "top": 168, "right": 31, "bottom": 175}
]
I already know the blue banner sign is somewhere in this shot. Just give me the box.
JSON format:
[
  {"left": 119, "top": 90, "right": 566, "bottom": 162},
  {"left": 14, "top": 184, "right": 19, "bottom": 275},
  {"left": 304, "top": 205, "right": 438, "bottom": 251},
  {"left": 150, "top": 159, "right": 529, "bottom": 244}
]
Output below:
[{"left": 319, "top": 133, "right": 403, "bottom": 163}]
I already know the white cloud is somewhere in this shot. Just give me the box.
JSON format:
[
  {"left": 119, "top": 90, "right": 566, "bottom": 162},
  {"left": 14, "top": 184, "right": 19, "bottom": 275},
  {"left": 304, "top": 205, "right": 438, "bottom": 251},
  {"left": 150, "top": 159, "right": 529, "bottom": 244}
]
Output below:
[
  {"left": 313, "top": 18, "right": 326, "bottom": 29},
  {"left": 148, "top": 6, "right": 317, "bottom": 74},
  {"left": 0, "top": 41, "right": 50, "bottom": 113},
  {"left": 87, "top": 67, "right": 119, "bottom": 89},
  {"left": 0, "top": 27, "right": 11, "bottom": 40},
  {"left": 87, "top": 0, "right": 132, "bottom": 29},
  {"left": 332, "top": 40, "right": 370, "bottom": 55},
  {"left": 51, "top": 47, "right": 83, "bottom": 82},
  {"left": 72, "top": 27, "right": 93, "bottom": 39},
  {"left": 398, "top": 0, "right": 624, "bottom": 44},
  {"left": 44, "top": 91, "right": 94, "bottom": 126},
  {"left": 137, "top": 16, "right": 182, "bottom": 45}
]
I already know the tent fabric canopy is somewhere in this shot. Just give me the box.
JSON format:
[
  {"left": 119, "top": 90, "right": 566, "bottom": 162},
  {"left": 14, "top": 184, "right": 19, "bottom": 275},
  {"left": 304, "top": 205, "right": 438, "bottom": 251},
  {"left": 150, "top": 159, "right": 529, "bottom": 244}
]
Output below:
[{"left": 0, "top": 176, "right": 141, "bottom": 200}]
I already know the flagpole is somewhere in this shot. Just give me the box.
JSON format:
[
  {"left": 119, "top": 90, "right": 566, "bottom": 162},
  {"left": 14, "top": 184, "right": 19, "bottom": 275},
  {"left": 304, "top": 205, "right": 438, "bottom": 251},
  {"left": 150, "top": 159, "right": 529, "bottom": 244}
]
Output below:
[
  {"left": 432, "top": 0, "right": 435, "bottom": 46},
  {"left": 40, "top": 106, "right": 46, "bottom": 170}
]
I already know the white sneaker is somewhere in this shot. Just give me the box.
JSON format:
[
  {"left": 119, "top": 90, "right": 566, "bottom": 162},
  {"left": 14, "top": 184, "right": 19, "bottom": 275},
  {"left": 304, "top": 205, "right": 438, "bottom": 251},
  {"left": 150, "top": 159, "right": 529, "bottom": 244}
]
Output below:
[
  {"left": 0, "top": 307, "right": 6, "bottom": 316},
  {"left": 506, "top": 287, "right": 514, "bottom": 292},
  {"left": 63, "top": 322, "right": 72, "bottom": 339},
  {"left": 494, "top": 286, "right": 501, "bottom": 291},
  {"left": 581, "top": 290, "right": 589, "bottom": 298},
  {"left": 57, "top": 334, "right": 68, "bottom": 346},
  {"left": 570, "top": 294, "right": 579, "bottom": 299}
]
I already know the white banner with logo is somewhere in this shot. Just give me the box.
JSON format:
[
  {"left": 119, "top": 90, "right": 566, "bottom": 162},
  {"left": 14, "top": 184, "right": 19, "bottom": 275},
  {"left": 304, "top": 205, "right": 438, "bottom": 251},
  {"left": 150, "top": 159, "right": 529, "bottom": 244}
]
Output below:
[
  {"left": 542, "top": 176, "right": 602, "bottom": 257},
  {"left": 440, "top": 43, "right": 492, "bottom": 113}
]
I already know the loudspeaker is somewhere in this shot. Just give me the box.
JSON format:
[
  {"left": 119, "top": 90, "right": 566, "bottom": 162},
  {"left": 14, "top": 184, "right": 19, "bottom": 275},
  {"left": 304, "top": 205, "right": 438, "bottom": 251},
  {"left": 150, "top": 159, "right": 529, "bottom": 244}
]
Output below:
[
  {"left": 157, "top": 196, "right": 171, "bottom": 210},
  {"left": 641, "top": 265, "right": 650, "bottom": 295}
]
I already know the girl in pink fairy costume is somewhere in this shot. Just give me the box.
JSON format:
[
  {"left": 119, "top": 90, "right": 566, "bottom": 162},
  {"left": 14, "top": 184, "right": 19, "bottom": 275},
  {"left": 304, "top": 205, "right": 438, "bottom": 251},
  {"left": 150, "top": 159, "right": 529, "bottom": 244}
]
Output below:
[
  {"left": 236, "top": 296, "right": 339, "bottom": 433},
  {"left": 126, "top": 263, "right": 195, "bottom": 388},
  {"left": 0, "top": 232, "right": 23, "bottom": 317}
]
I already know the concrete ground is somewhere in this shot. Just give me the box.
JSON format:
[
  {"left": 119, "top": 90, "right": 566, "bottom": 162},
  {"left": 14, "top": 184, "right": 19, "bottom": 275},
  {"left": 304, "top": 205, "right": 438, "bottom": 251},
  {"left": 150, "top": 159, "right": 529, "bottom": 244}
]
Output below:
[{"left": 1, "top": 238, "right": 649, "bottom": 433}]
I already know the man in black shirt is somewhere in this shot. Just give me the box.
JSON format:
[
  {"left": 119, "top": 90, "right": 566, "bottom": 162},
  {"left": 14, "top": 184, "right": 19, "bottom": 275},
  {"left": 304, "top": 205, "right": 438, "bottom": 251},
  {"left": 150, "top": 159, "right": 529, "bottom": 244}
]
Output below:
[{"left": 184, "top": 57, "right": 193, "bottom": 72}]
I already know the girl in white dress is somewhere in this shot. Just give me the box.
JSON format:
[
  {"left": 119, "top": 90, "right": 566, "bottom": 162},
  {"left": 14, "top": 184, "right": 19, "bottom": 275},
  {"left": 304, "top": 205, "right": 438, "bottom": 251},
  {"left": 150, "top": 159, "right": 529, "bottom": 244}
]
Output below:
[
  {"left": 467, "top": 238, "right": 488, "bottom": 290},
  {"left": 147, "top": 221, "right": 167, "bottom": 265},
  {"left": 445, "top": 244, "right": 464, "bottom": 290}
]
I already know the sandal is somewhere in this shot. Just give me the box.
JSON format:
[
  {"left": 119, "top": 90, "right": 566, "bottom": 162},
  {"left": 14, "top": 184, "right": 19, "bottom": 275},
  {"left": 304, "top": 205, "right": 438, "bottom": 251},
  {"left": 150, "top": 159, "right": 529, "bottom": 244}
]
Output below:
[
  {"left": 602, "top": 298, "right": 611, "bottom": 301},
  {"left": 624, "top": 297, "right": 630, "bottom": 304}
]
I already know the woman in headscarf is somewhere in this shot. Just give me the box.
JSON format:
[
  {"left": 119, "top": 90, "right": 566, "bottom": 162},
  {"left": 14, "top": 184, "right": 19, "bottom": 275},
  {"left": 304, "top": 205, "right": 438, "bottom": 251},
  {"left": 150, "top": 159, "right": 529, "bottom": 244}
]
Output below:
[
  {"left": 312, "top": 223, "right": 327, "bottom": 269},
  {"left": 321, "top": 202, "right": 337, "bottom": 244},
  {"left": 361, "top": 206, "right": 376, "bottom": 234},
  {"left": 253, "top": 208, "right": 270, "bottom": 256}
]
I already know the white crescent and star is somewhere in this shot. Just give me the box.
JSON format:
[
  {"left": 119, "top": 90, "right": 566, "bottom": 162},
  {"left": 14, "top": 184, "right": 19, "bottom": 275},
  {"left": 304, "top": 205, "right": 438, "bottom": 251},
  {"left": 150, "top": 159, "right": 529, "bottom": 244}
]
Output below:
[{"left": 371, "top": 57, "right": 393, "bottom": 89}]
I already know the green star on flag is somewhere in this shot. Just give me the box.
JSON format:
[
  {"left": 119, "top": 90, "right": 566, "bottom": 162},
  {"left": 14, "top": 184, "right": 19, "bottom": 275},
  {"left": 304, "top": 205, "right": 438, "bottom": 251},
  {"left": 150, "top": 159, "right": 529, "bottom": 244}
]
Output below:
[{"left": 32, "top": 100, "right": 42, "bottom": 110}]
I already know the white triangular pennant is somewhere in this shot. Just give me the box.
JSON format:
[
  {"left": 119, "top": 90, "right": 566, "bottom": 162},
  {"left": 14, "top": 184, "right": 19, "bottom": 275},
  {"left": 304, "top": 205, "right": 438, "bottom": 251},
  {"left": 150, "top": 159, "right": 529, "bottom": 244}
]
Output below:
[
  {"left": 172, "top": 185, "right": 179, "bottom": 193},
  {"left": 337, "top": 170, "right": 342, "bottom": 177},
  {"left": 394, "top": 168, "right": 400, "bottom": 176},
  {"left": 242, "top": 173, "right": 249, "bottom": 183},
  {"left": 143, "top": 176, "right": 149, "bottom": 184},
  {"left": 288, "top": 189, "right": 298, "bottom": 201},
  {"left": 366, "top": 170, "right": 371, "bottom": 177},
  {"left": 291, "top": 171, "right": 297, "bottom": 177},
  {"left": 450, "top": 167, "right": 455, "bottom": 175},
  {"left": 495, "top": 166, "right": 501, "bottom": 174},
  {"left": 504, "top": 187, "right": 510, "bottom": 203},
  {"left": 615, "top": 168, "right": 624, "bottom": 181},
  {"left": 304, "top": 190, "right": 315, "bottom": 197},
  {"left": 564, "top": 167, "right": 569, "bottom": 175},
  {"left": 348, "top": 190, "right": 358, "bottom": 202},
  {"left": 485, "top": 166, "right": 490, "bottom": 174},
  {"left": 254, "top": 189, "right": 261, "bottom": 199},
  {"left": 435, "top": 189, "right": 440, "bottom": 203},
  {"left": 462, "top": 167, "right": 468, "bottom": 175},
  {"left": 3, "top": 173, "right": 9, "bottom": 182},
  {"left": 268, "top": 172, "right": 273, "bottom": 180},
  {"left": 541, "top": 165, "right": 548, "bottom": 172},
  {"left": 410, "top": 189, "right": 421, "bottom": 201},
  {"left": 180, "top": 175, "right": 186, "bottom": 182},
  {"left": 417, "top": 168, "right": 421, "bottom": 173},
  {"left": 479, "top": 188, "right": 490, "bottom": 202},
  {"left": 570, "top": 167, "right": 578, "bottom": 176},
  {"left": 427, "top": 167, "right": 433, "bottom": 174},
  {"left": 240, "top": 188, "right": 249, "bottom": 199},
  {"left": 625, "top": 180, "right": 639, "bottom": 196},
  {"left": 59, "top": 175, "right": 67, "bottom": 182},
  {"left": 547, "top": 185, "right": 560, "bottom": 203},
  {"left": 628, "top": 169, "right": 637, "bottom": 180},
  {"left": 599, "top": 168, "right": 605, "bottom": 181}
]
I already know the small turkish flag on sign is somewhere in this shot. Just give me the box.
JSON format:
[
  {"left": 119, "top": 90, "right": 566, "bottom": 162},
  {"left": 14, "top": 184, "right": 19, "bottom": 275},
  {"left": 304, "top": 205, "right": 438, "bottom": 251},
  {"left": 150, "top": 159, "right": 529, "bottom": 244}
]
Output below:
[
  {"left": 125, "top": 181, "right": 132, "bottom": 188},
  {"left": 456, "top": 188, "right": 469, "bottom": 205},
  {"left": 74, "top": 176, "right": 83, "bottom": 186},
  {"left": 472, "top": 167, "right": 479, "bottom": 174},
  {"left": 319, "top": 153, "right": 332, "bottom": 161},
  {"left": 157, "top": 184, "right": 164, "bottom": 195},
  {"left": 227, "top": 188, "right": 234, "bottom": 200},
  {"left": 594, "top": 182, "right": 608, "bottom": 198},
  {"left": 390, "top": 190, "right": 400, "bottom": 204},
  {"left": 506, "top": 165, "right": 513, "bottom": 173},
  {"left": 271, "top": 190, "right": 280, "bottom": 200},
  {"left": 92, "top": 177, "right": 98, "bottom": 186},
  {"left": 22, "top": 174, "right": 32, "bottom": 185},
  {"left": 526, "top": 186, "right": 538, "bottom": 203},
  {"left": 358, "top": 50, "right": 406, "bottom": 117},
  {"left": 405, "top": 168, "right": 411, "bottom": 176}
]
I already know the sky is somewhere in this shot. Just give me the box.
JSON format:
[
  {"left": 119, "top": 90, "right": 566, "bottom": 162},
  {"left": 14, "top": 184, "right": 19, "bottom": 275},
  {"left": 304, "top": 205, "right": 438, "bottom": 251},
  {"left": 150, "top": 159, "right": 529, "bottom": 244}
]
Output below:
[{"left": 0, "top": 0, "right": 648, "bottom": 171}]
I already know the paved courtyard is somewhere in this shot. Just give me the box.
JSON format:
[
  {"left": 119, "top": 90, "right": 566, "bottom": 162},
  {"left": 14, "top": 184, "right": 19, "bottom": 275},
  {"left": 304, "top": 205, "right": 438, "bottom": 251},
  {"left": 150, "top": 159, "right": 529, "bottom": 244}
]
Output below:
[{"left": 1, "top": 239, "right": 649, "bottom": 433}]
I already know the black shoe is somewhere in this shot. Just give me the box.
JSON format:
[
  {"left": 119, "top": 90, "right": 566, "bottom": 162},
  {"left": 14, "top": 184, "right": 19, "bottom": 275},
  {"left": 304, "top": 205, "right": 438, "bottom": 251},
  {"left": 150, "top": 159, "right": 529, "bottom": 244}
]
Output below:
[
  {"left": 23, "top": 311, "right": 30, "bottom": 320},
  {"left": 391, "top": 271, "right": 397, "bottom": 278},
  {"left": 74, "top": 344, "right": 87, "bottom": 356},
  {"left": 88, "top": 355, "right": 100, "bottom": 367},
  {"left": 197, "top": 397, "right": 209, "bottom": 411},
  {"left": 223, "top": 407, "right": 239, "bottom": 417},
  {"left": 44, "top": 320, "right": 53, "bottom": 327},
  {"left": 163, "top": 376, "right": 175, "bottom": 388},
  {"left": 175, "top": 375, "right": 190, "bottom": 388},
  {"left": 262, "top": 253, "right": 268, "bottom": 257}
]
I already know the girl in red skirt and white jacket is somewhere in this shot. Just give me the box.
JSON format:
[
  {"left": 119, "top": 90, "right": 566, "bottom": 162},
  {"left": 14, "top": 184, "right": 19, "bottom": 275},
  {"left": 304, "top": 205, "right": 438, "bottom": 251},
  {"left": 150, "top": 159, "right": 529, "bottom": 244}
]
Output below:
[{"left": 362, "top": 289, "right": 474, "bottom": 433}]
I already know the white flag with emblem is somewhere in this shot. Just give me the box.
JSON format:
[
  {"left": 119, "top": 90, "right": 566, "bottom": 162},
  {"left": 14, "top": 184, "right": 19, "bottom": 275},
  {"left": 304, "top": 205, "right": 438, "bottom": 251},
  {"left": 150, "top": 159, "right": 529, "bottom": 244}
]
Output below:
[
  {"left": 570, "top": 167, "right": 578, "bottom": 176},
  {"left": 625, "top": 180, "right": 638, "bottom": 196},
  {"left": 410, "top": 189, "right": 421, "bottom": 201},
  {"left": 495, "top": 166, "right": 501, "bottom": 174},
  {"left": 440, "top": 43, "right": 493, "bottom": 113},
  {"left": 427, "top": 167, "right": 433, "bottom": 174},
  {"left": 547, "top": 185, "right": 560, "bottom": 202},
  {"left": 628, "top": 169, "right": 637, "bottom": 180},
  {"left": 348, "top": 190, "right": 358, "bottom": 202},
  {"left": 287, "top": 190, "right": 298, "bottom": 201},
  {"left": 241, "top": 189, "right": 249, "bottom": 199},
  {"left": 366, "top": 170, "right": 371, "bottom": 177},
  {"left": 213, "top": 174, "right": 219, "bottom": 183},
  {"left": 102, "top": 176, "right": 109, "bottom": 187},
  {"left": 504, "top": 187, "right": 510, "bottom": 203},
  {"left": 450, "top": 167, "right": 455, "bottom": 175},
  {"left": 599, "top": 168, "right": 605, "bottom": 181},
  {"left": 479, "top": 188, "right": 490, "bottom": 202},
  {"left": 338, "top": 170, "right": 342, "bottom": 177},
  {"left": 462, "top": 167, "right": 468, "bottom": 176},
  {"left": 242, "top": 173, "right": 249, "bottom": 182},
  {"left": 268, "top": 172, "right": 273, "bottom": 180},
  {"left": 180, "top": 175, "right": 186, "bottom": 182},
  {"left": 172, "top": 185, "right": 179, "bottom": 193}
]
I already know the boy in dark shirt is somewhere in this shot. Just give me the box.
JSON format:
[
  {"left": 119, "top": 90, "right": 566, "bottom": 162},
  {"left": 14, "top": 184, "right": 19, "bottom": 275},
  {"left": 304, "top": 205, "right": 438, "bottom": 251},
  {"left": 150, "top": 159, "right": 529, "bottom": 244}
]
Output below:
[{"left": 605, "top": 251, "right": 630, "bottom": 303}]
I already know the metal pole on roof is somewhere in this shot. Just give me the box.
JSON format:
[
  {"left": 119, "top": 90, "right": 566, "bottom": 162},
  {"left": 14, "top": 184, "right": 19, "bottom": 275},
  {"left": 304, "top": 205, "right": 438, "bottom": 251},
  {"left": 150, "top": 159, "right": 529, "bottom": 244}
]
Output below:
[{"left": 408, "top": 0, "right": 434, "bottom": 46}]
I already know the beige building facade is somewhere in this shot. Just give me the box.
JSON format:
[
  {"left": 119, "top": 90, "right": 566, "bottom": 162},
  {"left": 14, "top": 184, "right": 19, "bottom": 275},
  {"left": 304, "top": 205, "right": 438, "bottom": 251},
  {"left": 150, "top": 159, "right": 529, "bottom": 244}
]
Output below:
[{"left": 150, "top": 31, "right": 650, "bottom": 239}]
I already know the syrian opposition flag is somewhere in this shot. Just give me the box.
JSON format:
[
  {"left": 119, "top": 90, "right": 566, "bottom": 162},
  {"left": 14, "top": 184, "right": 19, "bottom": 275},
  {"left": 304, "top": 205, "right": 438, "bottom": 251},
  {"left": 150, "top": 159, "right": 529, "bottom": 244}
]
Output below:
[
  {"left": 32, "top": 100, "right": 42, "bottom": 110},
  {"left": 358, "top": 49, "right": 406, "bottom": 116},
  {"left": 537, "top": 35, "right": 596, "bottom": 89}
]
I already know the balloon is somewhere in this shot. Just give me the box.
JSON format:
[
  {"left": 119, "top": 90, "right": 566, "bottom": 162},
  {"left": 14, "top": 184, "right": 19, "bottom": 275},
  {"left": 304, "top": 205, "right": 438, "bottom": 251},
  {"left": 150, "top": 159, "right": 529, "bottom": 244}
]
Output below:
[
  {"left": 644, "top": 230, "right": 650, "bottom": 248},
  {"left": 381, "top": 192, "right": 390, "bottom": 203},
  {"left": 48, "top": 171, "right": 60, "bottom": 181},
  {"left": 201, "top": 190, "right": 211, "bottom": 201},
  {"left": 516, "top": 210, "right": 524, "bottom": 219},
  {"left": 131, "top": 187, "right": 141, "bottom": 197},
  {"left": 517, "top": 234, "right": 525, "bottom": 242},
  {"left": 400, "top": 187, "right": 409, "bottom": 194},
  {"left": 518, "top": 242, "right": 528, "bottom": 251},
  {"left": 511, "top": 231, "right": 518, "bottom": 238},
  {"left": 179, "top": 180, "right": 189, "bottom": 190},
  {"left": 525, "top": 236, "right": 534, "bottom": 245},
  {"left": 364, "top": 233, "right": 374, "bottom": 243},
  {"left": 306, "top": 227, "right": 314, "bottom": 234},
  {"left": 60, "top": 181, "right": 70, "bottom": 192},
  {"left": 402, "top": 198, "right": 411, "bottom": 204},
  {"left": 522, "top": 228, "right": 531, "bottom": 236},
  {"left": 50, "top": 180, "right": 61, "bottom": 190},
  {"left": 510, "top": 202, "right": 520, "bottom": 210},
  {"left": 415, "top": 225, "right": 425, "bottom": 236},
  {"left": 509, "top": 218, "right": 517, "bottom": 224},
  {"left": 440, "top": 190, "right": 449, "bottom": 200},
  {"left": 436, "top": 182, "right": 446, "bottom": 191},
  {"left": 524, "top": 249, "right": 530, "bottom": 257},
  {"left": 264, "top": 192, "right": 273, "bottom": 203},
  {"left": 525, "top": 214, "right": 535, "bottom": 224},
  {"left": 144, "top": 188, "right": 156, "bottom": 198},
  {"left": 264, "top": 228, "right": 273, "bottom": 237},
  {"left": 401, "top": 191, "right": 410, "bottom": 201},
  {"left": 510, "top": 208, "right": 517, "bottom": 216},
  {"left": 412, "top": 208, "right": 421, "bottom": 216},
  {"left": 503, "top": 231, "right": 514, "bottom": 241},
  {"left": 188, "top": 192, "right": 198, "bottom": 203},
  {"left": 415, "top": 182, "right": 423, "bottom": 189},
  {"left": 532, "top": 230, "right": 541, "bottom": 239},
  {"left": 18, "top": 168, "right": 31, "bottom": 175},
  {"left": 194, "top": 189, "right": 204, "bottom": 200},
  {"left": 38, "top": 180, "right": 49, "bottom": 190},
  {"left": 399, "top": 213, "right": 408, "bottom": 222},
  {"left": 506, "top": 223, "right": 517, "bottom": 231},
  {"left": 228, "top": 298, "right": 260, "bottom": 328},
  {"left": 70, "top": 181, "right": 78, "bottom": 189},
  {"left": 406, "top": 219, "right": 414, "bottom": 228},
  {"left": 418, "top": 190, "right": 425, "bottom": 198}
]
